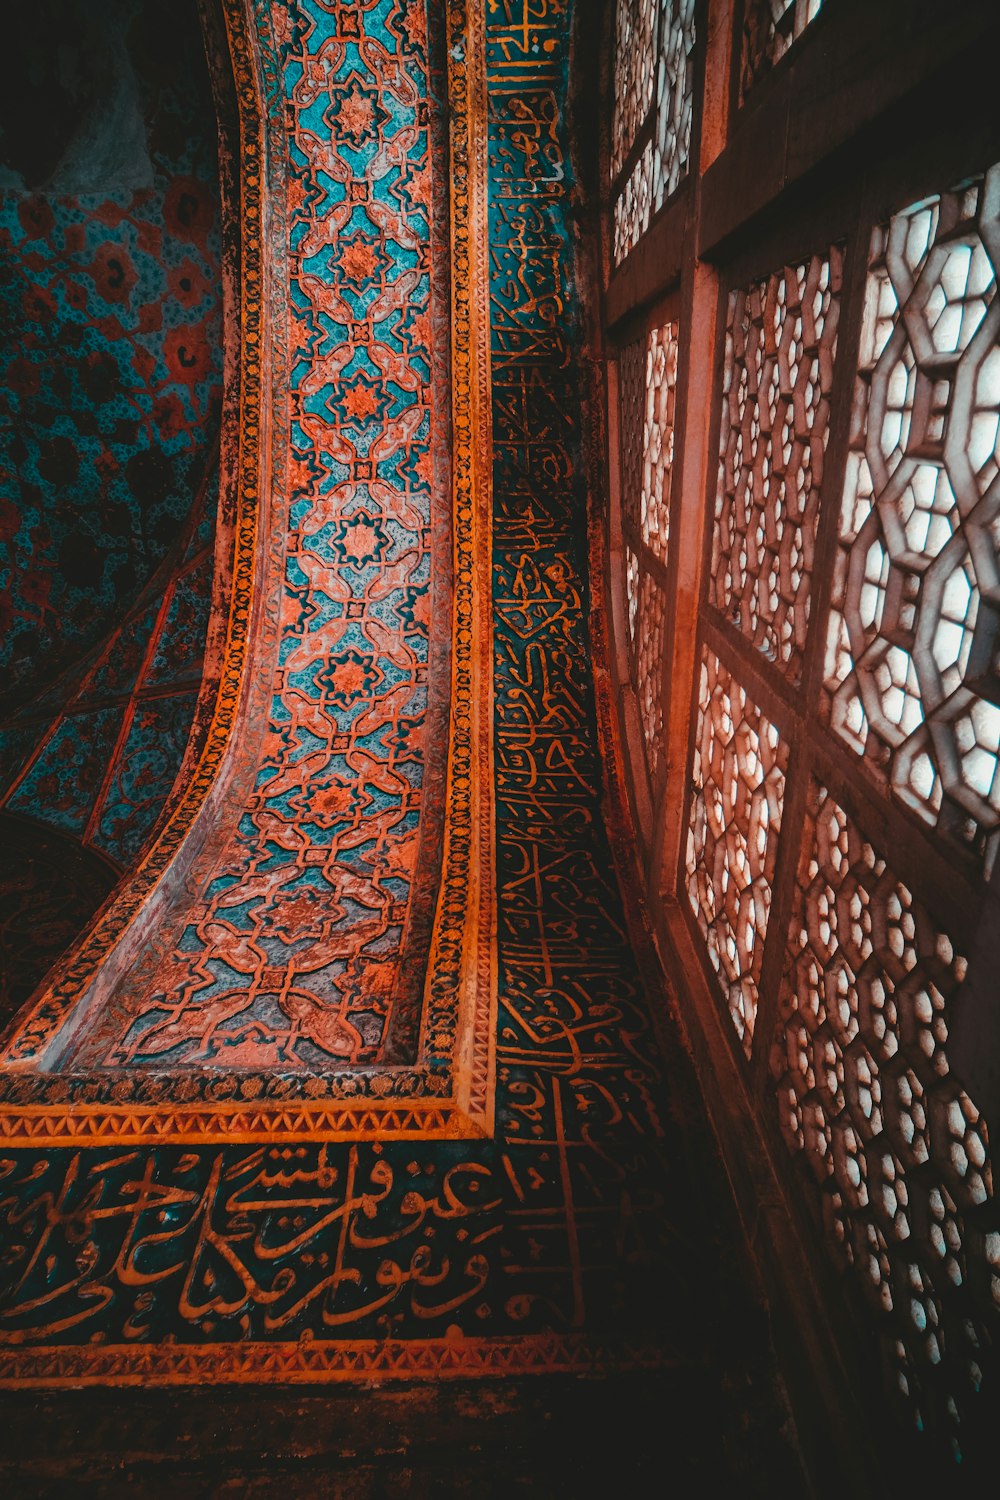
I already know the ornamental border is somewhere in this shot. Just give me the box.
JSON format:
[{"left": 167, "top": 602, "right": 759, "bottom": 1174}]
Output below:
[{"left": 0, "top": 1333, "right": 671, "bottom": 1387}]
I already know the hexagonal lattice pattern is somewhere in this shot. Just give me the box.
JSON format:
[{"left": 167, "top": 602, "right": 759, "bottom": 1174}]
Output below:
[
  {"left": 686, "top": 648, "right": 788, "bottom": 1053},
  {"left": 825, "top": 167, "right": 1000, "bottom": 871},
  {"left": 771, "top": 782, "right": 994, "bottom": 1446},
  {"left": 619, "top": 323, "right": 678, "bottom": 780},
  {"left": 614, "top": 140, "right": 654, "bottom": 266},
  {"left": 636, "top": 570, "right": 667, "bottom": 779},
  {"left": 741, "top": 0, "right": 824, "bottom": 99},
  {"left": 653, "top": 0, "right": 697, "bottom": 210},
  {"left": 611, "top": 0, "right": 657, "bottom": 180},
  {"left": 641, "top": 321, "right": 679, "bottom": 563},
  {"left": 712, "top": 250, "right": 843, "bottom": 681}
]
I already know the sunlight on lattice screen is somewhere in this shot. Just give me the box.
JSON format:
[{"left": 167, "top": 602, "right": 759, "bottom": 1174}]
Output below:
[
  {"left": 620, "top": 328, "right": 675, "bottom": 778},
  {"left": 825, "top": 166, "right": 1000, "bottom": 871},
  {"left": 742, "top": 0, "right": 824, "bottom": 98},
  {"left": 626, "top": 545, "right": 640, "bottom": 641},
  {"left": 653, "top": 0, "right": 696, "bottom": 210},
  {"left": 641, "top": 321, "right": 678, "bottom": 562},
  {"left": 771, "top": 782, "right": 993, "bottom": 1452},
  {"left": 712, "top": 250, "right": 842, "bottom": 681},
  {"left": 614, "top": 141, "right": 654, "bottom": 266},
  {"left": 687, "top": 648, "right": 788, "bottom": 1053},
  {"left": 611, "top": 0, "right": 656, "bottom": 180}
]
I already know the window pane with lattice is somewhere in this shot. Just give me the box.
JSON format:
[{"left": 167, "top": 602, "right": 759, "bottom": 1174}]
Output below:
[
  {"left": 686, "top": 648, "right": 788, "bottom": 1053},
  {"left": 619, "top": 336, "right": 645, "bottom": 531},
  {"left": 641, "top": 321, "right": 678, "bottom": 562},
  {"left": 620, "top": 326, "right": 677, "bottom": 780},
  {"left": 741, "top": 0, "right": 824, "bottom": 99},
  {"left": 771, "top": 780, "right": 993, "bottom": 1448},
  {"left": 825, "top": 167, "right": 1000, "bottom": 873},
  {"left": 614, "top": 141, "right": 654, "bottom": 266},
  {"left": 653, "top": 0, "right": 697, "bottom": 210},
  {"left": 611, "top": 0, "right": 657, "bottom": 180},
  {"left": 712, "top": 249, "right": 842, "bottom": 682}
]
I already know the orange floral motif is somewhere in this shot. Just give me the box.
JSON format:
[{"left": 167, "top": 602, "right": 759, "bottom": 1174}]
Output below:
[
  {"left": 339, "top": 238, "right": 380, "bottom": 281},
  {"left": 342, "top": 382, "right": 381, "bottom": 421},
  {"left": 338, "top": 85, "right": 376, "bottom": 139}
]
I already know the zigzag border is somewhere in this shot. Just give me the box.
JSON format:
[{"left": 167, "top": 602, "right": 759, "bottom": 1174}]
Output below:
[{"left": 0, "top": 1333, "right": 671, "bottom": 1387}]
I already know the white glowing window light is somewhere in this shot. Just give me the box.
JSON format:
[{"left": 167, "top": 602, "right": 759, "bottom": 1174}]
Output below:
[
  {"left": 825, "top": 166, "right": 1000, "bottom": 871},
  {"left": 612, "top": 0, "right": 697, "bottom": 265},
  {"left": 742, "top": 0, "right": 824, "bottom": 98},
  {"left": 772, "top": 782, "right": 993, "bottom": 1449},
  {"left": 686, "top": 648, "right": 787, "bottom": 1053},
  {"left": 712, "top": 250, "right": 842, "bottom": 682},
  {"left": 610, "top": 0, "right": 657, "bottom": 181},
  {"left": 653, "top": 0, "right": 697, "bottom": 210}
]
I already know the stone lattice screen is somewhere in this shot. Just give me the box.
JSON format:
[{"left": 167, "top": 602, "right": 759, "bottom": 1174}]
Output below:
[
  {"left": 740, "top": 0, "right": 824, "bottom": 100},
  {"left": 825, "top": 170, "right": 1000, "bottom": 873},
  {"left": 610, "top": 110, "right": 1000, "bottom": 1454},
  {"left": 611, "top": 0, "right": 697, "bottom": 266},
  {"left": 617, "top": 320, "right": 680, "bottom": 797}
]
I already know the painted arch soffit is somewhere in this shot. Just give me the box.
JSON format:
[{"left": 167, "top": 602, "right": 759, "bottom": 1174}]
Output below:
[{"left": 0, "top": 0, "right": 497, "bottom": 1144}]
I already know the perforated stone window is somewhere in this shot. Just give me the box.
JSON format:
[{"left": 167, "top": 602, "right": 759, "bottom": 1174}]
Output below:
[
  {"left": 618, "top": 320, "right": 680, "bottom": 788},
  {"left": 771, "top": 782, "right": 993, "bottom": 1447},
  {"left": 741, "top": 0, "right": 824, "bottom": 99},
  {"left": 605, "top": 6, "right": 999, "bottom": 1465},
  {"left": 611, "top": 0, "right": 697, "bottom": 266},
  {"left": 686, "top": 648, "right": 788, "bottom": 1053},
  {"left": 712, "top": 249, "right": 842, "bottom": 682},
  {"left": 825, "top": 167, "right": 1000, "bottom": 872}
]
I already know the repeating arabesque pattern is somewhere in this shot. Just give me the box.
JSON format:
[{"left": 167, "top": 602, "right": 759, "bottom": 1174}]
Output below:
[
  {"left": 74, "top": 0, "right": 444, "bottom": 1072},
  {"left": 0, "top": 0, "right": 752, "bottom": 1374}
]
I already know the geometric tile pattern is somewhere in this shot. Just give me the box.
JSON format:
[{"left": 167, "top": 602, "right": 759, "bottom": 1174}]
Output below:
[
  {"left": 825, "top": 167, "right": 1000, "bottom": 872},
  {"left": 62, "top": 0, "right": 445, "bottom": 1073}
]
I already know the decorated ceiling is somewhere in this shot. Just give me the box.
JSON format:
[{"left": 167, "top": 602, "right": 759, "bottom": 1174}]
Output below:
[
  {"left": 0, "top": 0, "right": 784, "bottom": 1409},
  {"left": 0, "top": 0, "right": 222, "bottom": 1011}
]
